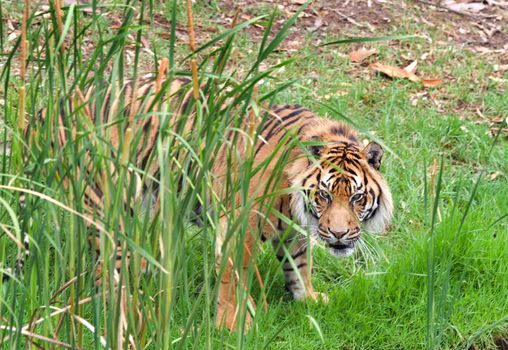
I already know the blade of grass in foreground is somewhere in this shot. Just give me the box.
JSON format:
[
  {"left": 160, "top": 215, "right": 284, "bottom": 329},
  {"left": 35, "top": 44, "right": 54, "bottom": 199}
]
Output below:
[
  {"left": 321, "top": 34, "right": 417, "bottom": 46},
  {"left": 425, "top": 124, "right": 506, "bottom": 350}
]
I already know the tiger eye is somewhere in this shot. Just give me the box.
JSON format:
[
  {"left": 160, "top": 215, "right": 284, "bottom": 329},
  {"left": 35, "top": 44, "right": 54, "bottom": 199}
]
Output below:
[
  {"left": 350, "top": 192, "right": 364, "bottom": 203},
  {"left": 318, "top": 190, "right": 332, "bottom": 202}
]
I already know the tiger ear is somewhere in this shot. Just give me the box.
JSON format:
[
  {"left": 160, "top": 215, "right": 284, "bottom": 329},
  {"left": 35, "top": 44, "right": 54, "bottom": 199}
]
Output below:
[{"left": 363, "top": 141, "right": 384, "bottom": 170}]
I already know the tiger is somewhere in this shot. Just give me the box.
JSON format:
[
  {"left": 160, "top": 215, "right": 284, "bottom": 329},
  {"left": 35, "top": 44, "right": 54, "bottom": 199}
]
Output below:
[
  {"left": 214, "top": 104, "right": 393, "bottom": 329},
  {"left": 10, "top": 74, "right": 393, "bottom": 331}
]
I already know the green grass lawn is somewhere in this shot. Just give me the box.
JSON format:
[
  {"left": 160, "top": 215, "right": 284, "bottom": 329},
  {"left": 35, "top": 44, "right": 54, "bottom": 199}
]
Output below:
[{"left": 0, "top": 1, "right": 507, "bottom": 349}]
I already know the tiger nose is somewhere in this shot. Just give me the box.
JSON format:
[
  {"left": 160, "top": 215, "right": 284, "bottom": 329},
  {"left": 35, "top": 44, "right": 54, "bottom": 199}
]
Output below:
[
  {"left": 328, "top": 226, "right": 361, "bottom": 239},
  {"left": 328, "top": 227, "right": 349, "bottom": 239}
]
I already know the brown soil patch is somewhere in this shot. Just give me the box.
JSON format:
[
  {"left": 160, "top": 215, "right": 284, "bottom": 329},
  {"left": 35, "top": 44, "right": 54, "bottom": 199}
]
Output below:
[
  {"left": 217, "top": 1, "right": 507, "bottom": 54},
  {"left": 413, "top": 1, "right": 508, "bottom": 50},
  {"left": 217, "top": 0, "right": 395, "bottom": 51},
  {"left": 495, "top": 337, "right": 508, "bottom": 350}
]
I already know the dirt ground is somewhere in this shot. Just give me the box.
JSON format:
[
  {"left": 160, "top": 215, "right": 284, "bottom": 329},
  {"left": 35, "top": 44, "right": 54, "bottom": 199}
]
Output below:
[
  {"left": 216, "top": 0, "right": 508, "bottom": 56},
  {"left": 211, "top": 0, "right": 507, "bottom": 137},
  {"left": 1, "top": 1, "right": 506, "bottom": 133}
]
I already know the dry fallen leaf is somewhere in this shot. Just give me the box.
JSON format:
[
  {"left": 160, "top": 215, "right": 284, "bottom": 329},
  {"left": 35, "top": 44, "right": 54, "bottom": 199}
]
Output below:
[
  {"left": 290, "top": 0, "right": 307, "bottom": 4},
  {"left": 370, "top": 62, "right": 420, "bottom": 82},
  {"left": 371, "top": 62, "right": 444, "bottom": 88},
  {"left": 350, "top": 48, "right": 377, "bottom": 63},
  {"left": 308, "top": 16, "right": 323, "bottom": 32},
  {"left": 404, "top": 60, "right": 418, "bottom": 74},
  {"left": 422, "top": 79, "right": 443, "bottom": 87},
  {"left": 7, "top": 31, "right": 18, "bottom": 42},
  {"left": 489, "top": 171, "right": 501, "bottom": 180}
]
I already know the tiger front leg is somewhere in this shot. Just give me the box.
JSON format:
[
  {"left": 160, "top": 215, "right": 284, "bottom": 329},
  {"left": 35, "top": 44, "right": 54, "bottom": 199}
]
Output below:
[
  {"left": 215, "top": 217, "right": 255, "bottom": 331},
  {"left": 273, "top": 237, "right": 328, "bottom": 303}
]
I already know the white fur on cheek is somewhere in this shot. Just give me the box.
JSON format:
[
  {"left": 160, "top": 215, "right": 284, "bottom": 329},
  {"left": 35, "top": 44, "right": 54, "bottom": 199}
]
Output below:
[
  {"left": 290, "top": 192, "right": 308, "bottom": 227},
  {"left": 287, "top": 159, "right": 321, "bottom": 237},
  {"left": 290, "top": 191, "right": 319, "bottom": 237},
  {"left": 363, "top": 180, "right": 393, "bottom": 233}
]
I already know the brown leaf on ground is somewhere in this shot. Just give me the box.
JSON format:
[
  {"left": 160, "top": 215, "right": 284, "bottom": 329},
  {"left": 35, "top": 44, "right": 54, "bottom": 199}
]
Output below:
[
  {"left": 350, "top": 48, "right": 377, "bottom": 63},
  {"left": 404, "top": 60, "right": 418, "bottom": 73},
  {"left": 422, "top": 79, "right": 444, "bottom": 87},
  {"left": 308, "top": 16, "right": 324, "bottom": 32},
  {"left": 488, "top": 171, "right": 501, "bottom": 180},
  {"left": 371, "top": 62, "right": 444, "bottom": 88},
  {"left": 370, "top": 62, "right": 421, "bottom": 82}
]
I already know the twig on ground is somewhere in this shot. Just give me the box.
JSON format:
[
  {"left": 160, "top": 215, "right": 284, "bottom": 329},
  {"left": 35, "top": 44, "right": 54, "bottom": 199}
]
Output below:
[{"left": 331, "top": 9, "right": 375, "bottom": 31}]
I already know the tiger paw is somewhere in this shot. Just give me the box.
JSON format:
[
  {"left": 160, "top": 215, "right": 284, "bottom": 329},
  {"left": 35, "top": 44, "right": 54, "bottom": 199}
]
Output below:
[{"left": 307, "top": 291, "right": 329, "bottom": 304}]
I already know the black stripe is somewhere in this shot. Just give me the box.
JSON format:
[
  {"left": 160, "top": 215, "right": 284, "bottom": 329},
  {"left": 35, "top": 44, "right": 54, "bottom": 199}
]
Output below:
[
  {"left": 37, "top": 109, "right": 44, "bottom": 122},
  {"left": 346, "top": 152, "right": 361, "bottom": 160},
  {"left": 369, "top": 173, "right": 382, "bottom": 195},
  {"left": 301, "top": 167, "right": 319, "bottom": 187},
  {"left": 331, "top": 125, "right": 347, "bottom": 135},
  {"left": 308, "top": 203, "right": 319, "bottom": 219},
  {"left": 254, "top": 116, "right": 311, "bottom": 157},
  {"left": 291, "top": 248, "right": 307, "bottom": 260},
  {"left": 348, "top": 168, "right": 358, "bottom": 178},
  {"left": 179, "top": 91, "right": 193, "bottom": 114},
  {"left": 90, "top": 183, "right": 104, "bottom": 201},
  {"left": 277, "top": 198, "right": 284, "bottom": 231},
  {"left": 278, "top": 108, "right": 307, "bottom": 122},
  {"left": 142, "top": 118, "right": 153, "bottom": 133},
  {"left": 295, "top": 123, "right": 308, "bottom": 138},
  {"left": 282, "top": 262, "right": 307, "bottom": 272},
  {"left": 276, "top": 114, "right": 304, "bottom": 136},
  {"left": 296, "top": 262, "right": 307, "bottom": 269},
  {"left": 260, "top": 113, "right": 279, "bottom": 133},
  {"left": 259, "top": 108, "right": 306, "bottom": 144},
  {"left": 272, "top": 104, "right": 290, "bottom": 114},
  {"left": 101, "top": 88, "right": 113, "bottom": 123}
]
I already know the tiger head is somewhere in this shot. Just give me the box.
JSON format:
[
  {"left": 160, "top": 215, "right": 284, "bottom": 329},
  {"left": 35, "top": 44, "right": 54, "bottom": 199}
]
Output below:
[{"left": 287, "top": 122, "right": 393, "bottom": 257}]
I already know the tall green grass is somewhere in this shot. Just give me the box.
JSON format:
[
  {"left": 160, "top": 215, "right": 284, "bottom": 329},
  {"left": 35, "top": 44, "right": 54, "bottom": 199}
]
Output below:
[
  {"left": 0, "top": 0, "right": 315, "bottom": 348},
  {"left": 0, "top": 1, "right": 506, "bottom": 349},
  {"left": 424, "top": 128, "right": 506, "bottom": 350}
]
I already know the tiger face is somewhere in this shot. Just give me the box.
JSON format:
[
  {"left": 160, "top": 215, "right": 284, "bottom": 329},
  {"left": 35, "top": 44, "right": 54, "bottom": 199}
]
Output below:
[{"left": 288, "top": 128, "right": 393, "bottom": 257}]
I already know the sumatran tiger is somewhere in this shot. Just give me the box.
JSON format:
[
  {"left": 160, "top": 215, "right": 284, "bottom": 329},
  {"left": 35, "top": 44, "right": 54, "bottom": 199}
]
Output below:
[{"left": 14, "top": 74, "right": 393, "bottom": 331}]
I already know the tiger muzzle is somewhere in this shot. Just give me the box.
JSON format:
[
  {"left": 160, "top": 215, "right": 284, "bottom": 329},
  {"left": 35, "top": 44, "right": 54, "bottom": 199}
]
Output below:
[
  {"left": 317, "top": 225, "right": 360, "bottom": 252},
  {"left": 328, "top": 227, "right": 361, "bottom": 241}
]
